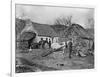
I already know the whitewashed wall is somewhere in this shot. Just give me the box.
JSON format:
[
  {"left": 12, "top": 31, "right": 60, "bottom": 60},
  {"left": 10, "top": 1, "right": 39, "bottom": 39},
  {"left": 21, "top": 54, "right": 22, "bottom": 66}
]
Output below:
[
  {"left": 35, "top": 36, "right": 52, "bottom": 43},
  {"left": 53, "top": 37, "right": 59, "bottom": 43}
]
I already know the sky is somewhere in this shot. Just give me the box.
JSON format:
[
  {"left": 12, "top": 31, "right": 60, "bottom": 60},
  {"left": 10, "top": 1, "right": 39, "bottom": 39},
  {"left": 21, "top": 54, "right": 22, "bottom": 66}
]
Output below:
[{"left": 16, "top": 4, "right": 94, "bottom": 28}]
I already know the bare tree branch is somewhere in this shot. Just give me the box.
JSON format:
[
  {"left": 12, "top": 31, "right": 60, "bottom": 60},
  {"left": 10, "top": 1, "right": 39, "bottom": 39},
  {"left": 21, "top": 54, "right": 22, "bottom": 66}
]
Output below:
[{"left": 54, "top": 15, "right": 72, "bottom": 26}]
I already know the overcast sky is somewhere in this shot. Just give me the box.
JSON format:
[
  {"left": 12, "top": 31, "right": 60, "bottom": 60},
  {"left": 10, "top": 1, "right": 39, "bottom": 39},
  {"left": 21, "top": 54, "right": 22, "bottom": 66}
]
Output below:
[{"left": 16, "top": 4, "right": 94, "bottom": 28}]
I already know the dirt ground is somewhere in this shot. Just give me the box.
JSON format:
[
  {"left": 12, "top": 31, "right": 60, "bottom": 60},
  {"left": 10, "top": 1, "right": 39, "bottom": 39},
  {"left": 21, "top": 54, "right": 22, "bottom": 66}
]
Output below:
[{"left": 16, "top": 49, "right": 94, "bottom": 73}]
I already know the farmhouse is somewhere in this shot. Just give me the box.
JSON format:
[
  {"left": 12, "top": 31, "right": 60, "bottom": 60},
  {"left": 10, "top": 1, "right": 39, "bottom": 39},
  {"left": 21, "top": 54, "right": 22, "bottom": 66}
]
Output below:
[
  {"left": 20, "top": 19, "right": 59, "bottom": 43},
  {"left": 63, "top": 24, "right": 94, "bottom": 50}
]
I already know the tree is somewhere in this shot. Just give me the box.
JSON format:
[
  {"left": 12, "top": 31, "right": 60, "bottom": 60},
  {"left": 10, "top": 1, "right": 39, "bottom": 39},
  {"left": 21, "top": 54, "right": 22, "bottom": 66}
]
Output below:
[{"left": 54, "top": 15, "right": 72, "bottom": 26}]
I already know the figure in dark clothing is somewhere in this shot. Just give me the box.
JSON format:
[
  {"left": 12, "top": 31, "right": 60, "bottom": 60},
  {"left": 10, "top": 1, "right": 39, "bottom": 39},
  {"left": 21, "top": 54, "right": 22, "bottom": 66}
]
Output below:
[
  {"left": 39, "top": 38, "right": 43, "bottom": 45},
  {"left": 28, "top": 33, "right": 36, "bottom": 49},
  {"left": 64, "top": 42, "right": 68, "bottom": 57},
  {"left": 68, "top": 40, "right": 73, "bottom": 59},
  {"left": 45, "top": 38, "right": 48, "bottom": 44},
  {"left": 28, "top": 37, "right": 34, "bottom": 49},
  {"left": 39, "top": 38, "right": 44, "bottom": 49},
  {"left": 65, "top": 42, "right": 68, "bottom": 48},
  {"left": 48, "top": 39, "right": 51, "bottom": 48},
  {"left": 92, "top": 41, "right": 94, "bottom": 51},
  {"left": 43, "top": 38, "right": 48, "bottom": 49}
]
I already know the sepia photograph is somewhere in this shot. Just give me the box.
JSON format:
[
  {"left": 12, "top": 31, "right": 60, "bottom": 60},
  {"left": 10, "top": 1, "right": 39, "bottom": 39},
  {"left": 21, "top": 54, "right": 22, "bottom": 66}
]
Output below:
[{"left": 15, "top": 4, "right": 94, "bottom": 73}]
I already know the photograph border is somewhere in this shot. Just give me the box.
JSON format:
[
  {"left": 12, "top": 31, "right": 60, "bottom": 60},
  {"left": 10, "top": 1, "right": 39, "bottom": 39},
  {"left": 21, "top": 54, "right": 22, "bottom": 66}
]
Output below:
[{"left": 11, "top": 0, "right": 96, "bottom": 77}]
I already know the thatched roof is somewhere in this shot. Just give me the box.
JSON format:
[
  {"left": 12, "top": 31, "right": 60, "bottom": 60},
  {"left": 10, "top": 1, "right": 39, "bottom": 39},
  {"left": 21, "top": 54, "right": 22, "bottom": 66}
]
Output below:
[
  {"left": 16, "top": 18, "right": 26, "bottom": 35},
  {"left": 64, "top": 24, "right": 94, "bottom": 39},
  {"left": 21, "top": 19, "right": 58, "bottom": 37},
  {"left": 31, "top": 22, "right": 58, "bottom": 37},
  {"left": 16, "top": 18, "right": 59, "bottom": 41},
  {"left": 20, "top": 32, "right": 36, "bottom": 40}
]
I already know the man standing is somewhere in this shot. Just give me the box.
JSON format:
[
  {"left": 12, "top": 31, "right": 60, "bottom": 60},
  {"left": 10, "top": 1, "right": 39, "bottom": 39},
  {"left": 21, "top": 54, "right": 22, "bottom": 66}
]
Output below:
[
  {"left": 68, "top": 39, "right": 73, "bottom": 59},
  {"left": 63, "top": 41, "right": 68, "bottom": 58},
  {"left": 39, "top": 38, "right": 44, "bottom": 49},
  {"left": 48, "top": 39, "right": 51, "bottom": 49},
  {"left": 43, "top": 38, "right": 49, "bottom": 49}
]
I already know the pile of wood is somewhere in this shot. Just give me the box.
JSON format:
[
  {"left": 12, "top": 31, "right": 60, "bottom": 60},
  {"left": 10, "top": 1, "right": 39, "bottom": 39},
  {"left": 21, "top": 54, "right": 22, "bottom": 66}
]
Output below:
[{"left": 41, "top": 47, "right": 63, "bottom": 57}]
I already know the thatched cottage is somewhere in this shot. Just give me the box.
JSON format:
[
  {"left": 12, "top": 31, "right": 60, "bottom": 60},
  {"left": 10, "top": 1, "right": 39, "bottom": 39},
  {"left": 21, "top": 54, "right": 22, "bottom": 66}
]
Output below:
[
  {"left": 18, "top": 19, "right": 59, "bottom": 43},
  {"left": 63, "top": 24, "right": 94, "bottom": 50}
]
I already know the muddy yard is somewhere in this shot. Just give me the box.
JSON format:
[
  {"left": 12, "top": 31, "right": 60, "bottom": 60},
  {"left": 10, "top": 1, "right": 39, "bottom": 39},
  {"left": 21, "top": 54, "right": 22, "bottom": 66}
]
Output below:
[{"left": 16, "top": 49, "right": 94, "bottom": 73}]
